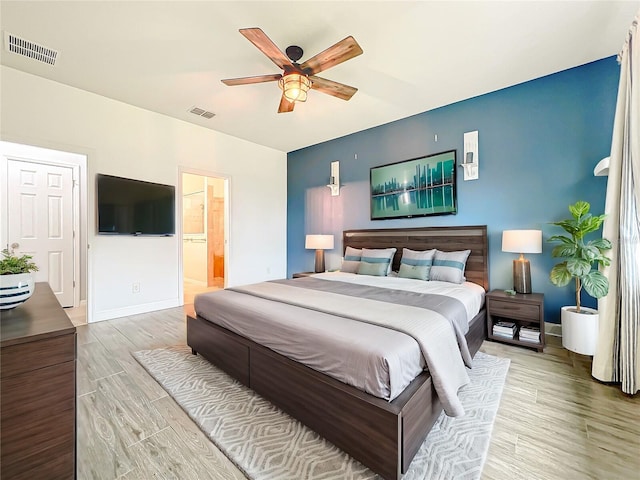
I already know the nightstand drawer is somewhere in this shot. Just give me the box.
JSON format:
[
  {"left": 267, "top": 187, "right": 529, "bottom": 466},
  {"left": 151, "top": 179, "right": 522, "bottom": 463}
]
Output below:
[
  {"left": 486, "top": 290, "right": 544, "bottom": 352},
  {"left": 489, "top": 299, "right": 540, "bottom": 320}
]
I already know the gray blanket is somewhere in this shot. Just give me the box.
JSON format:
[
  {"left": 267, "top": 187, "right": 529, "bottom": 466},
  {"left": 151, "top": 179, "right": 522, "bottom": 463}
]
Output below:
[
  {"left": 230, "top": 279, "right": 471, "bottom": 417},
  {"left": 273, "top": 277, "right": 473, "bottom": 366}
]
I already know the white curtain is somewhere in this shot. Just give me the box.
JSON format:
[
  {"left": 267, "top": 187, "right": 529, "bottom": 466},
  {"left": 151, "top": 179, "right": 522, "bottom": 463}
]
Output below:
[{"left": 592, "top": 10, "right": 640, "bottom": 395}]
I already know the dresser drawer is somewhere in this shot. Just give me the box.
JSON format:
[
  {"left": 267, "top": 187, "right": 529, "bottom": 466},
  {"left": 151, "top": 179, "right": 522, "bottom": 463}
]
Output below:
[
  {"left": 0, "top": 283, "right": 76, "bottom": 479},
  {"left": 1, "top": 442, "right": 75, "bottom": 480},
  {"left": 1, "top": 333, "right": 75, "bottom": 378},
  {"left": 1, "top": 405, "right": 75, "bottom": 466},
  {"left": 489, "top": 299, "right": 540, "bottom": 321},
  {"left": 1, "top": 360, "right": 75, "bottom": 420}
]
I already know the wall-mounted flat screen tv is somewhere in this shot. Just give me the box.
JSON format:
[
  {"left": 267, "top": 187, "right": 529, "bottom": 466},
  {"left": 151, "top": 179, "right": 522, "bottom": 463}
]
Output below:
[
  {"left": 370, "top": 150, "right": 457, "bottom": 220},
  {"left": 97, "top": 174, "right": 175, "bottom": 235}
]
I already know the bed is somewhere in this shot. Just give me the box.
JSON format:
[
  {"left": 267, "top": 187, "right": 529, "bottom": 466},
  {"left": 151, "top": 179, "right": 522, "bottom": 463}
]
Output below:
[{"left": 187, "top": 225, "right": 489, "bottom": 480}]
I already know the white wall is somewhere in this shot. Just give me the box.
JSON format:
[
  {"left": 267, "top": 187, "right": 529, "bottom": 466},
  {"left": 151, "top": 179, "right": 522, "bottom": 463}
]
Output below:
[{"left": 1, "top": 66, "right": 287, "bottom": 322}]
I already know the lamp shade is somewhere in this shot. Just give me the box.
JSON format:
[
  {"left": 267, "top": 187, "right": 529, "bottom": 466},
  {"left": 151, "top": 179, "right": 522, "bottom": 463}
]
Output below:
[
  {"left": 305, "top": 234, "right": 334, "bottom": 250},
  {"left": 502, "top": 230, "right": 542, "bottom": 254},
  {"left": 279, "top": 73, "right": 311, "bottom": 102}
]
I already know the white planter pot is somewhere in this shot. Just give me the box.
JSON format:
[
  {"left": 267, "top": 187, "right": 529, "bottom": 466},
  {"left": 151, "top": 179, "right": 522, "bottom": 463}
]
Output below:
[
  {"left": 561, "top": 306, "right": 599, "bottom": 355},
  {"left": 0, "top": 273, "right": 35, "bottom": 310}
]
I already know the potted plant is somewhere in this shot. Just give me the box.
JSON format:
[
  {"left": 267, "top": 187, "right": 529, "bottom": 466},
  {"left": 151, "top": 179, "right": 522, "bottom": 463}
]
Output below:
[
  {"left": 0, "top": 248, "right": 39, "bottom": 310},
  {"left": 548, "top": 200, "right": 612, "bottom": 355}
]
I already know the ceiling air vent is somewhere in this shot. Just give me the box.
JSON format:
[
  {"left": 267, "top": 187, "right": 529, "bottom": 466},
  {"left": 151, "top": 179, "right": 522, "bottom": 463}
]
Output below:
[
  {"left": 4, "top": 32, "right": 58, "bottom": 66},
  {"left": 189, "top": 106, "right": 215, "bottom": 119}
]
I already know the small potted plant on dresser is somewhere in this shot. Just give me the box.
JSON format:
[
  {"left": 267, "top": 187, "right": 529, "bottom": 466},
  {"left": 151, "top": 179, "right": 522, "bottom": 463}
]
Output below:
[
  {"left": 548, "top": 201, "right": 612, "bottom": 355},
  {"left": 0, "top": 248, "right": 39, "bottom": 310}
]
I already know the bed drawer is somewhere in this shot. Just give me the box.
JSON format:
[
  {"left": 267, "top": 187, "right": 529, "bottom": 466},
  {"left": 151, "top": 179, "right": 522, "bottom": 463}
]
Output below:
[
  {"left": 488, "top": 299, "right": 540, "bottom": 321},
  {"left": 187, "top": 315, "right": 250, "bottom": 386}
]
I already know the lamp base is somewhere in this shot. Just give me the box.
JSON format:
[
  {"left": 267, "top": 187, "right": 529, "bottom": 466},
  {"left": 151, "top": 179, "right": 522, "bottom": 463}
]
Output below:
[
  {"left": 513, "top": 258, "right": 532, "bottom": 294},
  {"left": 314, "top": 249, "right": 325, "bottom": 273}
]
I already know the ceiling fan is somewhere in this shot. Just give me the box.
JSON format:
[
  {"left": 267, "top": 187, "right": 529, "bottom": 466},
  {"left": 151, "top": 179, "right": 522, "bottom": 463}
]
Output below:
[{"left": 221, "top": 28, "right": 363, "bottom": 113}]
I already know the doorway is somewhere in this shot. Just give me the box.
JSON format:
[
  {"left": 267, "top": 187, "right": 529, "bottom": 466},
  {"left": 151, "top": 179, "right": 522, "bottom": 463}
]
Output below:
[
  {"left": 0, "top": 141, "right": 87, "bottom": 321},
  {"left": 181, "top": 171, "right": 227, "bottom": 305}
]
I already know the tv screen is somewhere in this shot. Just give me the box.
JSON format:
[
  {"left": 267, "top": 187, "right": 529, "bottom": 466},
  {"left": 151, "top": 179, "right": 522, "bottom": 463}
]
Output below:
[
  {"left": 97, "top": 174, "right": 175, "bottom": 235},
  {"left": 370, "top": 150, "right": 457, "bottom": 220}
]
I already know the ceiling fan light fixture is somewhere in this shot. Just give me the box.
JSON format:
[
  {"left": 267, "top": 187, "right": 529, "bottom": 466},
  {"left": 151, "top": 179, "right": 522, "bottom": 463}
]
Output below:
[
  {"left": 278, "top": 73, "right": 311, "bottom": 103},
  {"left": 224, "top": 29, "right": 362, "bottom": 112}
]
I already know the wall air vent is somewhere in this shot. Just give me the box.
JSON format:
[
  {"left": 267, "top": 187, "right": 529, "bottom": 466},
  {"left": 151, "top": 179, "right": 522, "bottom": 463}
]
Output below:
[
  {"left": 189, "top": 106, "right": 215, "bottom": 119},
  {"left": 4, "top": 32, "right": 58, "bottom": 66}
]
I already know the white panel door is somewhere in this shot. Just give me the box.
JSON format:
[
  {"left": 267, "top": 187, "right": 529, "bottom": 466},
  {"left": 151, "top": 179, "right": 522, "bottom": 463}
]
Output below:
[{"left": 7, "top": 160, "right": 74, "bottom": 307}]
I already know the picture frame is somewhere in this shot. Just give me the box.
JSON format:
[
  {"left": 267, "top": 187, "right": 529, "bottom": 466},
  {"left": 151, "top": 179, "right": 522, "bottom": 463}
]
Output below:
[{"left": 370, "top": 150, "right": 457, "bottom": 220}]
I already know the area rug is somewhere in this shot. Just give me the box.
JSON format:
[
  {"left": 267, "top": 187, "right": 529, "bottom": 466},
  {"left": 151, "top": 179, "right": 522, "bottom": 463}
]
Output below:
[{"left": 133, "top": 346, "right": 509, "bottom": 480}]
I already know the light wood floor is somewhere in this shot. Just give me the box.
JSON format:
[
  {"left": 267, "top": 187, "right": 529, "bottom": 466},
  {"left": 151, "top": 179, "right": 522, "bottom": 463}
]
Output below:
[{"left": 76, "top": 307, "right": 639, "bottom": 480}]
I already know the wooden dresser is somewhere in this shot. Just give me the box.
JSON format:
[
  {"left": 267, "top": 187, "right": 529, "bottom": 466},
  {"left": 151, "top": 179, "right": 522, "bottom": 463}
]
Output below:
[{"left": 1, "top": 282, "right": 77, "bottom": 479}]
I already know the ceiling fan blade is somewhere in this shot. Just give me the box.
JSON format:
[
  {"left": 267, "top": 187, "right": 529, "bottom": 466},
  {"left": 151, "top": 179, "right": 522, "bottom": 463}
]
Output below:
[
  {"left": 300, "top": 36, "right": 363, "bottom": 76},
  {"left": 221, "top": 73, "right": 282, "bottom": 86},
  {"left": 239, "top": 27, "right": 293, "bottom": 70},
  {"left": 309, "top": 76, "right": 358, "bottom": 101},
  {"left": 278, "top": 94, "right": 295, "bottom": 113}
]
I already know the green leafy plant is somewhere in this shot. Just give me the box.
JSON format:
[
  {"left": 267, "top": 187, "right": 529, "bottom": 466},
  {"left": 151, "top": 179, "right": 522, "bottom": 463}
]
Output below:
[
  {"left": 0, "top": 248, "right": 39, "bottom": 275},
  {"left": 548, "top": 201, "right": 612, "bottom": 313}
]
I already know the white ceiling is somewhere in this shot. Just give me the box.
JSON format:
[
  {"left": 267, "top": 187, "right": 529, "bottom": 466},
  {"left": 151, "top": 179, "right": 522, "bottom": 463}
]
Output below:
[{"left": 1, "top": 1, "right": 638, "bottom": 152}]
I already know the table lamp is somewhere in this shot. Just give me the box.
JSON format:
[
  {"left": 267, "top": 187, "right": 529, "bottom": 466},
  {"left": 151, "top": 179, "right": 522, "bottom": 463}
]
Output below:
[
  {"left": 502, "top": 230, "right": 542, "bottom": 294},
  {"left": 305, "top": 234, "right": 334, "bottom": 273}
]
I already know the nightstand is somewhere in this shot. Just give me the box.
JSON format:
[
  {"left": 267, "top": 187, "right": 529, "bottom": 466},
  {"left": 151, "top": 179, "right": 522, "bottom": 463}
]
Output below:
[
  {"left": 292, "top": 272, "right": 316, "bottom": 278},
  {"left": 486, "top": 290, "right": 545, "bottom": 352}
]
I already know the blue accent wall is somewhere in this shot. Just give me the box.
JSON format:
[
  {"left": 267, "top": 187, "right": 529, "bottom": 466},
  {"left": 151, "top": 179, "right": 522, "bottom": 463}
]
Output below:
[{"left": 287, "top": 57, "right": 619, "bottom": 323}]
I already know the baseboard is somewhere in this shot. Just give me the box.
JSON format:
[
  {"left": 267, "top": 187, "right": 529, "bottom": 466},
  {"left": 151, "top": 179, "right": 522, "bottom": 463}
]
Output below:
[
  {"left": 545, "top": 322, "right": 562, "bottom": 337},
  {"left": 91, "top": 298, "right": 181, "bottom": 322}
]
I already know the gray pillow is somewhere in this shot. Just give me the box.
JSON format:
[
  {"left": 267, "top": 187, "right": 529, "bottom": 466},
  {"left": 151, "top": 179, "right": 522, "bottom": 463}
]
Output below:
[
  {"left": 430, "top": 249, "right": 471, "bottom": 284},
  {"left": 357, "top": 247, "right": 396, "bottom": 276},
  {"left": 340, "top": 246, "right": 362, "bottom": 273},
  {"left": 398, "top": 248, "right": 436, "bottom": 281}
]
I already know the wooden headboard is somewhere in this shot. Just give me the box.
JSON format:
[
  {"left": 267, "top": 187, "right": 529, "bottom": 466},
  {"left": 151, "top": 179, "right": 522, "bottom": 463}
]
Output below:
[{"left": 343, "top": 225, "right": 489, "bottom": 291}]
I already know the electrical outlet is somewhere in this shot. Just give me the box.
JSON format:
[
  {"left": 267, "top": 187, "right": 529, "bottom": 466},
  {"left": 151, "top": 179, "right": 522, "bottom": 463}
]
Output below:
[{"left": 132, "top": 282, "right": 140, "bottom": 294}]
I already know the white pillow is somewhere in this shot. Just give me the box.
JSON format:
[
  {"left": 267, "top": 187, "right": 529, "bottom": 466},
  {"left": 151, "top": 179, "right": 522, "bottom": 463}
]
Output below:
[{"left": 430, "top": 249, "right": 471, "bottom": 284}]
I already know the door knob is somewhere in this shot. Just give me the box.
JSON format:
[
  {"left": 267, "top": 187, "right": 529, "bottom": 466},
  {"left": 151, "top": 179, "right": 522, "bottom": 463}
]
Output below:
[{"left": 10, "top": 242, "right": 19, "bottom": 250}]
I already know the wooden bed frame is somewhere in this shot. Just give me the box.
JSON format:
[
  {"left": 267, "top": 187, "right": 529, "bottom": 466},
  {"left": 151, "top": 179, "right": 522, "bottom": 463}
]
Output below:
[{"left": 187, "top": 225, "right": 489, "bottom": 480}]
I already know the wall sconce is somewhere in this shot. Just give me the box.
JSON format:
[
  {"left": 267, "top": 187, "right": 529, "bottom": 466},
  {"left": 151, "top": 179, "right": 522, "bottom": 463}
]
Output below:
[
  {"left": 305, "top": 234, "right": 334, "bottom": 273},
  {"left": 502, "top": 229, "right": 542, "bottom": 294},
  {"left": 327, "top": 160, "right": 340, "bottom": 196},
  {"left": 461, "top": 130, "right": 479, "bottom": 181}
]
